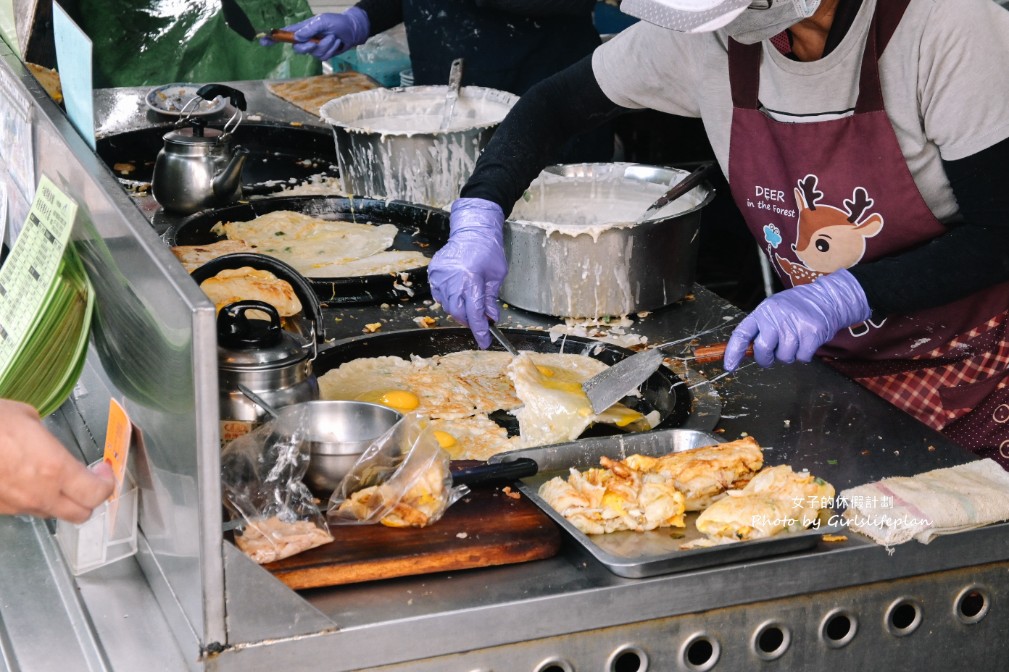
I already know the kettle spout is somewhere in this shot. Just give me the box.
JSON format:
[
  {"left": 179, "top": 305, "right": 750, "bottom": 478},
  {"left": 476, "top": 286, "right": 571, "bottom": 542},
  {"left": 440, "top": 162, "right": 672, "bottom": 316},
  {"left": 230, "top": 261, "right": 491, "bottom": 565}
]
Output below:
[{"left": 213, "top": 146, "right": 250, "bottom": 201}]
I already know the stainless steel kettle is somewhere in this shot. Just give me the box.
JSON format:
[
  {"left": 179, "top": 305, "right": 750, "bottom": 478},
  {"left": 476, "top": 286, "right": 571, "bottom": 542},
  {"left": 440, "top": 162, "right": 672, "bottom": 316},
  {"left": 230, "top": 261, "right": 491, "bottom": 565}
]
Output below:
[
  {"left": 151, "top": 84, "right": 250, "bottom": 215},
  {"left": 216, "top": 299, "right": 320, "bottom": 446}
]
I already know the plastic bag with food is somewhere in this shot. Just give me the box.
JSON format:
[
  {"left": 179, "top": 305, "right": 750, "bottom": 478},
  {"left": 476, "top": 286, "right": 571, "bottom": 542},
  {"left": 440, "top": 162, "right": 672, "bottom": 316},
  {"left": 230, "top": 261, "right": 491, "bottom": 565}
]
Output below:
[
  {"left": 221, "top": 405, "right": 333, "bottom": 563},
  {"left": 328, "top": 414, "right": 468, "bottom": 527}
]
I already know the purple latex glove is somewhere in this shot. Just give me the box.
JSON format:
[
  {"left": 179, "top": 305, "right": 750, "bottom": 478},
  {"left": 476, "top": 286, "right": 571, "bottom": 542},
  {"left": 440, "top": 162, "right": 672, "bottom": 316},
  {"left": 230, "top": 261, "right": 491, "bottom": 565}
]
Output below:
[
  {"left": 724, "top": 269, "right": 871, "bottom": 371},
  {"left": 428, "top": 198, "right": 508, "bottom": 349},
  {"left": 259, "top": 8, "right": 370, "bottom": 61}
]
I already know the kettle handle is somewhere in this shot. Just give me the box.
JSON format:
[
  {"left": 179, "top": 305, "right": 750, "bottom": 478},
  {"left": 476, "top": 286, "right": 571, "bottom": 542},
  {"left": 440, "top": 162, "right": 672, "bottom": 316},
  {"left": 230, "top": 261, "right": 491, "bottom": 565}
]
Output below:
[
  {"left": 196, "top": 84, "right": 247, "bottom": 111},
  {"left": 217, "top": 300, "right": 282, "bottom": 347}
]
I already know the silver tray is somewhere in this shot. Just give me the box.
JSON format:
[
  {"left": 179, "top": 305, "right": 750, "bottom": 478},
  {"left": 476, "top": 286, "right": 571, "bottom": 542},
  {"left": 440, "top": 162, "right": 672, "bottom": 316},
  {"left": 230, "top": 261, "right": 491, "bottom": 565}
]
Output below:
[{"left": 490, "top": 429, "right": 837, "bottom": 578}]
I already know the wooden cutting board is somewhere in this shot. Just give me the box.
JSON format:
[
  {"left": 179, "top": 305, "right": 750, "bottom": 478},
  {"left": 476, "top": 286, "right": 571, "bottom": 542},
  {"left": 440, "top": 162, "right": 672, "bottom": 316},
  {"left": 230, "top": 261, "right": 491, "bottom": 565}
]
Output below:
[
  {"left": 262, "top": 484, "right": 561, "bottom": 590},
  {"left": 266, "top": 72, "right": 380, "bottom": 117}
]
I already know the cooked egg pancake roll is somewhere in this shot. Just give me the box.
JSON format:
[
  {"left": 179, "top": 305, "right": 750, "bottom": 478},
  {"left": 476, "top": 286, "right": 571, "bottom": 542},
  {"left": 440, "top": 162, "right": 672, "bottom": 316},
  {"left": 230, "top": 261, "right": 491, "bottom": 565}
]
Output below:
[
  {"left": 694, "top": 465, "right": 835, "bottom": 542},
  {"left": 621, "top": 436, "right": 764, "bottom": 511}
]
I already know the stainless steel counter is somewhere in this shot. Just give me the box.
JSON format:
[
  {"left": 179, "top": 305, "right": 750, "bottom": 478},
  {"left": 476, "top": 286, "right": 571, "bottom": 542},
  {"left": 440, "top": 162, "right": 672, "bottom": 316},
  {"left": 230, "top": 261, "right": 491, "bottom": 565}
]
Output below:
[
  {"left": 2, "top": 69, "right": 1008, "bottom": 672},
  {"left": 240, "top": 285, "right": 1003, "bottom": 671}
]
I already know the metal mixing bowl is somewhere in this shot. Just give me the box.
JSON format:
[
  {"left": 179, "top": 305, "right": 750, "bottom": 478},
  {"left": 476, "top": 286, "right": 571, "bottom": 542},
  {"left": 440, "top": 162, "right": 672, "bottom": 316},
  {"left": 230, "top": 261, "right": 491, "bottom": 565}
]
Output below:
[
  {"left": 319, "top": 85, "right": 519, "bottom": 208},
  {"left": 502, "top": 163, "right": 716, "bottom": 318},
  {"left": 276, "top": 400, "right": 403, "bottom": 494}
]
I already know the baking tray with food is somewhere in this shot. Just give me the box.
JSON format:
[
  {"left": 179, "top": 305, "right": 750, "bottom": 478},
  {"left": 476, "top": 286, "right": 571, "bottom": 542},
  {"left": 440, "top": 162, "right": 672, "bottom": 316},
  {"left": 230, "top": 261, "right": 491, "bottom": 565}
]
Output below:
[
  {"left": 97, "top": 122, "right": 340, "bottom": 196},
  {"left": 165, "top": 195, "right": 448, "bottom": 306},
  {"left": 489, "top": 430, "right": 840, "bottom": 578}
]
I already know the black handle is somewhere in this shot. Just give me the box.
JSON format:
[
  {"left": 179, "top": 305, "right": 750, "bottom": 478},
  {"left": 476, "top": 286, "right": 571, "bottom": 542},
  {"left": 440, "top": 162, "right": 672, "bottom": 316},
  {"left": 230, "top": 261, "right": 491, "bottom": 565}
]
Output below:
[
  {"left": 195, "top": 84, "right": 247, "bottom": 111},
  {"left": 642, "top": 160, "right": 719, "bottom": 216},
  {"left": 217, "top": 299, "right": 282, "bottom": 347},
  {"left": 451, "top": 457, "right": 538, "bottom": 487}
]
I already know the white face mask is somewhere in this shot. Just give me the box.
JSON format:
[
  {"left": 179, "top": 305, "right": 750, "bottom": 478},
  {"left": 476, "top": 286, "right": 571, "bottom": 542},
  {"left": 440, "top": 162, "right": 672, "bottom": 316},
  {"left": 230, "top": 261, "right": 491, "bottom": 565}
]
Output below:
[
  {"left": 725, "top": 0, "right": 821, "bottom": 44},
  {"left": 621, "top": 0, "right": 750, "bottom": 33}
]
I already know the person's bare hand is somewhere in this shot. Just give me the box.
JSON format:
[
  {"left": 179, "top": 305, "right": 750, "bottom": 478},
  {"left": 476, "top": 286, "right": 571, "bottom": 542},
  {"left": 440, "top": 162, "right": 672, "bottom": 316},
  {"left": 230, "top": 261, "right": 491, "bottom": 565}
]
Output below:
[{"left": 0, "top": 400, "right": 115, "bottom": 523}]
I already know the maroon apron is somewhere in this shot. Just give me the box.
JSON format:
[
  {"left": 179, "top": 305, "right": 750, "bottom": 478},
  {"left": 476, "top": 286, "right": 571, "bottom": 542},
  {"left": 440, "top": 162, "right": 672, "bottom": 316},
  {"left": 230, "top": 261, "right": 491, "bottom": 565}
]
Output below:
[{"left": 725, "top": 0, "right": 1009, "bottom": 466}]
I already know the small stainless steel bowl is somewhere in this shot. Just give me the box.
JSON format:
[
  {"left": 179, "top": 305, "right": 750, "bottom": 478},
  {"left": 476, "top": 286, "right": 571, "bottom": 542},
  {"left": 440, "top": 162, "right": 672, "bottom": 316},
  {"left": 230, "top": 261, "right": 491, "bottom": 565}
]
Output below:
[{"left": 276, "top": 400, "right": 403, "bottom": 494}]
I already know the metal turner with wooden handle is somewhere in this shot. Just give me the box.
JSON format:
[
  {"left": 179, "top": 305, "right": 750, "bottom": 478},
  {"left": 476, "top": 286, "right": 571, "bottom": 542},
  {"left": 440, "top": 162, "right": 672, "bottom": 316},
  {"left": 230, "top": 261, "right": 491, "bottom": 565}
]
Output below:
[{"left": 582, "top": 333, "right": 752, "bottom": 415}]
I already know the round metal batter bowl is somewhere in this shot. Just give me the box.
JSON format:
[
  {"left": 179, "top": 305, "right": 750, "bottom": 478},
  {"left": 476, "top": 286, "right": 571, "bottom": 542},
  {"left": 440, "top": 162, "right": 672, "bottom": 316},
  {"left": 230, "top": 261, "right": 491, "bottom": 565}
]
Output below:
[
  {"left": 501, "top": 163, "right": 716, "bottom": 319},
  {"left": 320, "top": 85, "right": 519, "bottom": 208}
]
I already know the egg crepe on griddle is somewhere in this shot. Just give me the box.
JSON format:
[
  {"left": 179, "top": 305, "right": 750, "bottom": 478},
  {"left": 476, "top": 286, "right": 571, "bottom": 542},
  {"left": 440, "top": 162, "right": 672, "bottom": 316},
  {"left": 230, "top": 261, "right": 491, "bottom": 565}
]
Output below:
[
  {"left": 318, "top": 350, "right": 657, "bottom": 459},
  {"left": 198, "top": 267, "right": 302, "bottom": 317},
  {"left": 212, "top": 210, "right": 397, "bottom": 251},
  {"left": 171, "top": 239, "right": 256, "bottom": 273},
  {"left": 298, "top": 250, "right": 430, "bottom": 278},
  {"left": 432, "top": 350, "right": 521, "bottom": 412},
  {"left": 172, "top": 210, "right": 429, "bottom": 279},
  {"left": 210, "top": 210, "right": 429, "bottom": 278},
  {"left": 318, "top": 355, "right": 479, "bottom": 419},
  {"left": 507, "top": 352, "right": 653, "bottom": 448},
  {"left": 426, "top": 415, "right": 520, "bottom": 461}
]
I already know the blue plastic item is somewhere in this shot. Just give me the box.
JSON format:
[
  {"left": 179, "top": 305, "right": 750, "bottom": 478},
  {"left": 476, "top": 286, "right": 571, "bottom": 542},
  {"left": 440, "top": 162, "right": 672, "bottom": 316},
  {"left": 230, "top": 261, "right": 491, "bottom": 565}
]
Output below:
[
  {"left": 594, "top": 2, "right": 639, "bottom": 34},
  {"left": 331, "top": 46, "right": 411, "bottom": 88}
]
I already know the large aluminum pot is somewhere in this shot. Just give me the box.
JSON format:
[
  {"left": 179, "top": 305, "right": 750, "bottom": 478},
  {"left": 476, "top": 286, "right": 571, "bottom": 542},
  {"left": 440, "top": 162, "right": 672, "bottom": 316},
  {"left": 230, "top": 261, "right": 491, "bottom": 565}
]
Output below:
[
  {"left": 501, "top": 163, "right": 715, "bottom": 319},
  {"left": 320, "top": 86, "right": 519, "bottom": 208}
]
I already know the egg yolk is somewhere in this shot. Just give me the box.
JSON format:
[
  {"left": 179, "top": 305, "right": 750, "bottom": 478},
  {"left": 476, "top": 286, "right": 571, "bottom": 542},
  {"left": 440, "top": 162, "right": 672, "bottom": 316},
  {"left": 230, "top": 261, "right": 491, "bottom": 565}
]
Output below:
[
  {"left": 432, "top": 430, "right": 457, "bottom": 449},
  {"left": 597, "top": 405, "right": 647, "bottom": 427},
  {"left": 532, "top": 363, "right": 594, "bottom": 414},
  {"left": 601, "top": 491, "right": 628, "bottom": 515},
  {"left": 357, "top": 389, "right": 420, "bottom": 413}
]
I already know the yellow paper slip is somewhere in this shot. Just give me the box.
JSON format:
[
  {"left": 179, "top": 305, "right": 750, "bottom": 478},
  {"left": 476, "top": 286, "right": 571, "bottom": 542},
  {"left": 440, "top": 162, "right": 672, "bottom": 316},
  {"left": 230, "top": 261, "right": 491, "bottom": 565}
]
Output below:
[
  {"left": 104, "top": 399, "right": 131, "bottom": 498},
  {"left": 103, "top": 399, "right": 132, "bottom": 527}
]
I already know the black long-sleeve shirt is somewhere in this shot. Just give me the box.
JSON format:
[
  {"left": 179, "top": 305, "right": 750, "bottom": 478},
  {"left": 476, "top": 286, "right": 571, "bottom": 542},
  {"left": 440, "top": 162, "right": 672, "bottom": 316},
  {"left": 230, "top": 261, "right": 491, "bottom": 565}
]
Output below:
[
  {"left": 357, "top": 0, "right": 598, "bottom": 32},
  {"left": 353, "top": 0, "right": 611, "bottom": 161},
  {"left": 353, "top": 0, "right": 599, "bottom": 94},
  {"left": 461, "top": 56, "right": 1009, "bottom": 316}
]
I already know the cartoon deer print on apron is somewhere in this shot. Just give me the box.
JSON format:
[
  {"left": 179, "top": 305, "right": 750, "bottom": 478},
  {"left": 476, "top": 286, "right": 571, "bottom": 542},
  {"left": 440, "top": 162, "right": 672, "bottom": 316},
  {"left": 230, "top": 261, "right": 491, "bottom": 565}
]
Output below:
[{"left": 773, "top": 176, "right": 886, "bottom": 337}]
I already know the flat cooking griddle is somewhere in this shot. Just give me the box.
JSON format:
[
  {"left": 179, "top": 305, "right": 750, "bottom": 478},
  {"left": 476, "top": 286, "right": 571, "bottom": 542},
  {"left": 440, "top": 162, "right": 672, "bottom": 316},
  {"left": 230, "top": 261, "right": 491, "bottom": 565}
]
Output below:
[
  {"left": 313, "top": 327, "right": 695, "bottom": 438},
  {"left": 96, "top": 122, "right": 340, "bottom": 197},
  {"left": 164, "top": 195, "right": 449, "bottom": 305}
]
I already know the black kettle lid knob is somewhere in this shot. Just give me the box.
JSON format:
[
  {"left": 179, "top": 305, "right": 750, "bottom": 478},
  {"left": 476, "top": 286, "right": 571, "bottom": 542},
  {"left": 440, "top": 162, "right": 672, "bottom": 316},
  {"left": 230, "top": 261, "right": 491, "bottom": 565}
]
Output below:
[
  {"left": 217, "top": 300, "right": 282, "bottom": 348},
  {"left": 189, "top": 116, "right": 206, "bottom": 137}
]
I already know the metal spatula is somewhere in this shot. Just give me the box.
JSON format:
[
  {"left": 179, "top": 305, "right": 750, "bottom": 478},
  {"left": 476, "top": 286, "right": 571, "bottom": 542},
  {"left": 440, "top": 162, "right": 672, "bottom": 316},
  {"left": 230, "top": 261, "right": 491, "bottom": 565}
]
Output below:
[
  {"left": 221, "top": 0, "right": 258, "bottom": 41},
  {"left": 582, "top": 326, "right": 723, "bottom": 414},
  {"left": 439, "top": 58, "right": 464, "bottom": 131},
  {"left": 488, "top": 322, "right": 519, "bottom": 356}
]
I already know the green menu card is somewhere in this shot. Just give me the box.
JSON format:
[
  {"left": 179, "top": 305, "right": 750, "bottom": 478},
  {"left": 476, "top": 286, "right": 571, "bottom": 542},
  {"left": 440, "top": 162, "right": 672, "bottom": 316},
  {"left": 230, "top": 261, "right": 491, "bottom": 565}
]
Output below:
[{"left": 0, "top": 175, "right": 94, "bottom": 415}]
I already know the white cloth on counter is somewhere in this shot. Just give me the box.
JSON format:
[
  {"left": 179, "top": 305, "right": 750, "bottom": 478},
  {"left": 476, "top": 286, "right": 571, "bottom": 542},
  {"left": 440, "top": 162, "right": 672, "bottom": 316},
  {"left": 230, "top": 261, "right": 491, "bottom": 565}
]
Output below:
[{"left": 839, "top": 459, "right": 1009, "bottom": 546}]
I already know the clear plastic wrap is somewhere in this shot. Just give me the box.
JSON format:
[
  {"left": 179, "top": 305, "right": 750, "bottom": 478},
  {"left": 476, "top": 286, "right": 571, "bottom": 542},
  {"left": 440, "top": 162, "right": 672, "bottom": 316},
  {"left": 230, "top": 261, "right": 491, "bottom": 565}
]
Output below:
[
  {"left": 328, "top": 414, "right": 469, "bottom": 527},
  {"left": 221, "top": 405, "right": 333, "bottom": 564}
]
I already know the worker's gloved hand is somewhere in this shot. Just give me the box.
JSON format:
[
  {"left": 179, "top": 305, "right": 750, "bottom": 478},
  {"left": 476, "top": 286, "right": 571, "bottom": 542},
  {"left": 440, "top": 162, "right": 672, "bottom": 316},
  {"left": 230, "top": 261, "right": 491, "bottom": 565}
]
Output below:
[
  {"left": 260, "top": 8, "right": 370, "bottom": 61},
  {"left": 428, "top": 198, "right": 508, "bottom": 349},
  {"left": 724, "top": 269, "right": 871, "bottom": 371}
]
